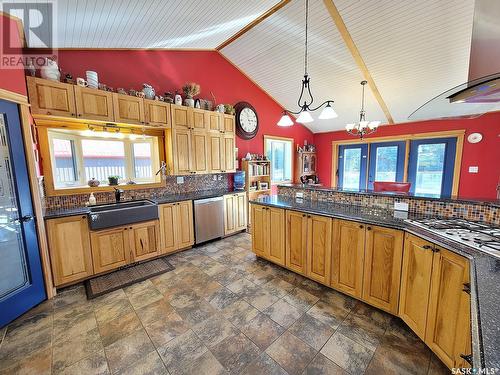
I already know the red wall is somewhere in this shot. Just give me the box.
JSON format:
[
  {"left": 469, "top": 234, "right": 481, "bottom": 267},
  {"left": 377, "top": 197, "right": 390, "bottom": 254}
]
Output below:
[
  {"left": 0, "top": 14, "right": 27, "bottom": 95},
  {"left": 53, "top": 50, "right": 313, "bottom": 159},
  {"left": 314, "top": 113, "right": 500, "bottom": 199}
]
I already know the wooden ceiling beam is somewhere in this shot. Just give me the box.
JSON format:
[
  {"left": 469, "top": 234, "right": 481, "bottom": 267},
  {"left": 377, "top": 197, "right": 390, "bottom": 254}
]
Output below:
[
  {"left": 323, "top": 0, "right": 395, "bottom": 124},
  {"left": 216, "top": 0, "right": 292, "bottom": 51}
]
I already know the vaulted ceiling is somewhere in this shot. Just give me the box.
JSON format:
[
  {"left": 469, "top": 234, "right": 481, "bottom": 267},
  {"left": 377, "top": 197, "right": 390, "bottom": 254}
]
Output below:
[{"left": 18, "top": 0, "right": 476, "bottom": 133}]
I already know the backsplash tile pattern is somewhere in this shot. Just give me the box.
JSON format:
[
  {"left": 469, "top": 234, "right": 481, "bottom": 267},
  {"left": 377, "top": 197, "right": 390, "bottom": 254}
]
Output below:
[
  {"left": 43, "top": 174, "right": 231, "bottom": 210},
  {"left": 278, "top": 186, "right": 500, "bottom": 225}
]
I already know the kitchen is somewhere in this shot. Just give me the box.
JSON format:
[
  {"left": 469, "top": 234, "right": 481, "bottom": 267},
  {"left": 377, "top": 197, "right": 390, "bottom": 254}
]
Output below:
[{"left": 0, "top": 0, "right": 499, "bottom": 374}]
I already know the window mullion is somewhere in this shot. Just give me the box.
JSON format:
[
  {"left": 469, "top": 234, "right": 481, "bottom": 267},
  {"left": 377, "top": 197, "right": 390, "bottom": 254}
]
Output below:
[
  {"left": 124, "top": 139, "right": 134, "bottom": 182},
  {"left": 74, "top": 135, "right": 85, "bottom": 186}
]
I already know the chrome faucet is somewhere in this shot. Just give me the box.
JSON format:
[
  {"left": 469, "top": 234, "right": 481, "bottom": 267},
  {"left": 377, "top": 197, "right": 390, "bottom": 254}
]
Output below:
[{"left": 114, "top": 188, "right": 124, "bottom": 202}]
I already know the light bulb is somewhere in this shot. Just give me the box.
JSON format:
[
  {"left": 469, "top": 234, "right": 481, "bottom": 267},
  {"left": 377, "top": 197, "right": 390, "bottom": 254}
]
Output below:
[
  {"left": 277, "top": 113, "right": 294, "bottom": 127},
  {"left": 319, "top": 104, "right": 338, "bottom": 119},
  {"left": 368, "top": 121, "right": 380, "bottom": 129},
  {"left": 359, "top": 121, "right": 369, "bottom": 130},
  {"left": 296, "top": 111, "right": 314, "bottom": 124},
  {"left": 345, "top": 123, "right": 355, "bottom": 131}
]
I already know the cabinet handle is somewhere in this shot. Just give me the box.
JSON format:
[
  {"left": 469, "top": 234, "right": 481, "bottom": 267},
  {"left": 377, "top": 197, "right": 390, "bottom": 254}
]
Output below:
[
  {"left": 422, "top": 245, "right": 433, "bottom": 250},
  {"left": 47, "top": 111, "right": 51, "bottom": 115},
  {"left": 431, "top": 246, "right": 440, "bottom": 253},
  {"left": 359, "top": 225, "right": 364, "bottom": 229},
  {"left": 459, "top": 354, "right": 473, "bottom": 366},
  {"left": 71, "top": 113, "right": 75, "bottom": 116},
  {"left": 367, "top": 226, "right": 372, "bottom": 231},
  {"left": 302, "top": 214, "right": 306, "bottom": 217},
  {"left": 78, "top": 114, "right": 82, "bottom": 117},
  {"left": 462, "top": 282, "right": 471, "bottom": 295},
  {"left": 81, "top": 215, "right": 86, "bottom": 219}
]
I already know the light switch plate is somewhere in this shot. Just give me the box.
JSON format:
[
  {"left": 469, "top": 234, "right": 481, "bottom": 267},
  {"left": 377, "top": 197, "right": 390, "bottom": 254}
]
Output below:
[
  {"left": 394, "top": 202, "right": 409, "bottom": 211},
  {"left": 176, "top": 176, "right": 184, "bottom": 184},
  {"left": 468, "top": 166, "right": 479, "bottom": 173},
  {"left": 296, "top": 192, "right": 304, "bottom": 199}
]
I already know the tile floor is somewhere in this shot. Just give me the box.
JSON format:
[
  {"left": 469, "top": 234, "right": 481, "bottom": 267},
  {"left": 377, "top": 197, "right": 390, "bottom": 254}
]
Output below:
[{"left": 0, "top": 233, "right": 451, "bottom": 374}]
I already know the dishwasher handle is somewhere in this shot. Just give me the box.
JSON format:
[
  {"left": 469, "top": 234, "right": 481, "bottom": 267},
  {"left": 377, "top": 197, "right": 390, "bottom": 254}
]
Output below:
[{"left": 194, "top": 197, "right": 223, "bottom": 205}]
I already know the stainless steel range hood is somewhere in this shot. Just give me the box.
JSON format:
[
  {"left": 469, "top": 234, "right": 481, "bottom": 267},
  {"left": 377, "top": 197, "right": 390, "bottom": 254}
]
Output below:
[{"left": 409, "top": 0, "right": 500, "bottom": 121}]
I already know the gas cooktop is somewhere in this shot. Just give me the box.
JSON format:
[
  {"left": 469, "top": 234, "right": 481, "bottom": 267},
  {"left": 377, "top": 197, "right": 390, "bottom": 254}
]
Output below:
[{"left": 405, "top": 218, "right": 500, "bottom": 258}]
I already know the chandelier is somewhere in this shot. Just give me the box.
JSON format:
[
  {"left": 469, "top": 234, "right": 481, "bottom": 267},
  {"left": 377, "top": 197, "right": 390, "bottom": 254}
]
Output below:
[
  {"left": 277, "top": 0, "right": 338, "bottom": 127},
  {"left": 345, "top": 80, "right": 380, "bottom": 139}
]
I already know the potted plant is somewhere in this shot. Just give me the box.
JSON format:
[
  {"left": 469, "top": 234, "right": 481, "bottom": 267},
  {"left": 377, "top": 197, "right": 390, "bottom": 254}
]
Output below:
[
  {"left": 182, "top": 82, "right": 200, "bottom": 107},
  {"left": 108, "top": 175, "right": 120, "bottom": 186},
  {"left": 224, "top": 104, "right": 235, "bottom": 115}
]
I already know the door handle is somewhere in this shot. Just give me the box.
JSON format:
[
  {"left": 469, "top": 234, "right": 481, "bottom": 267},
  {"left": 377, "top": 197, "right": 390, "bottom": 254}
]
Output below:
[
  {"left": 10, "top": 215, "right": 34, "bottom": 223},
  {"left": 459, "top": 353, "right": 473, "bottom": 366},
  {"left": 462, "top": 282, "right": 471, "bottom": 295}
]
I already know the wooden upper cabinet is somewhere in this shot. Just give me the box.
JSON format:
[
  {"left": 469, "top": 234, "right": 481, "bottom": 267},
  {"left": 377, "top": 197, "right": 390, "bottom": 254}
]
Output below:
[
  {"left": 222, "top": 114, "right": 235, "bottom": 133},
  {"left": 192, "top": 109, "right": 207, "bottom": 130},
  {"left": 74, "top": 86, "right": 114, "bottom": 122},
  {"left": 331, "top": 219, "right": 365, "bottom": 298},
  {"left": 267, "top": 207, "right": 285, "bottom": 266},
  {"left": 176, "top": 201, "right": 194, "bottom": 249},
  {"left": 190, "top": 130, "right": 209, "bottom": 174},
  {"left": 171, "top": 105, "right": 191, "bottom": 129},
  {"left": 208, "top": 133, "right": 223, "bottom": 172},
  {"left": 206, "top": 111, "right": 221, "bottom": 132},
  {"left": 286, "top": 210, "right": 308, "bottom": 275},
  {"left": 362, "top": 225, "right": 404, "bottom": 314},
  {"left": 112, "top": 93, "right": 145, "bottom": 125},
  {"left": 251, "top": 204, "right": 267, "bottom": 257},
  {"left": 129, "top": 220, "right": 160, "bottom": 262},
  {"left": 159, "top": 203, "right": 177, "bottom": 254},
  {"left": 144, "top": 99, "right": 171, "bottom": 127},
  {"left": 425, "top": 248, "right": 471, "bottom": 369},
  {"left": 46, "top": 215, "right": 93, "bottom": 286},
  {"left": 90, "top": 226, "right": 131, "bottom": 273},
  {"left": 222, "top": 134, "right": 235, "bottom": 172},
  {"left": 306, "top": 214, "right": 332, "bottom": 285},
  {"left": 172, "top": 129, "right": 192, "bottom": 175},
  {"left": 399, "top": 233, "right": 435, "bottom": 340},
  {"left": 27, "top": 77, "right": 76, "bottom": 117}
]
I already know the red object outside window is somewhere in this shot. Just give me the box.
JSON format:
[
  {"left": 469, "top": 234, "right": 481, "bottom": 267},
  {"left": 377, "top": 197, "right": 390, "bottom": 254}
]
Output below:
[{"left": 373, "top": 182, "right": 411, "bottom": 193}]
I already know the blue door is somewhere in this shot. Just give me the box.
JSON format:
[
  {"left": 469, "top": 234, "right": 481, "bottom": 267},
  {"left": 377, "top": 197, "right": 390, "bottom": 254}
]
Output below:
[
  {"left": 368, "top": 141, "right": 406, "bottom": 189},
  {"left": 338, "top": 144, "right": 368, "bottom": 190},
  {"left": 0, "top": 100, "right": 45, "bottom": 327},
  {"left": 407, "top": 137, "right": 457, "bottom": 198}
]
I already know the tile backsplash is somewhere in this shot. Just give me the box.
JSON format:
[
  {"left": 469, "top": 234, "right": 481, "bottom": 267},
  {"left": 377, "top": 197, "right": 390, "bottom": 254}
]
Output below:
[
  {"left": 278, "top": 185, "right": 500, "bottom": 225},
  {"left": 42, "top": 174, "right": 231, "bottom": 210}
]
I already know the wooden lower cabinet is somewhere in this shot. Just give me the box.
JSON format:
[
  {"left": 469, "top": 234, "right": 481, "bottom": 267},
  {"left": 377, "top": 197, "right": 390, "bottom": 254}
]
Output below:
[
  {"left": 224, "top": 192, "right": 247, "bottom": 235},
  {"left": 285, "top": 211, "right": 308, "bottom": 275},
  {"left": 250, "top": 204, "right": 285, "bottom": 266},
  {"left": 159, "top": 201, "right": 195, "bottom": 254},
  {"left": 46, "top": 215, "right": 93, "bottom": 286},
  {"left": 331, "top": 219, "right": 366, "bottom": 298},
  {"left": 306, "top": 214, "right": 332, "bottom": 285},
  {"left": 90, "top": 226, "right": 131, "bottom": 274},
  {"left": 128, "top": 221, "right": 161, "bottom": 262},
  {"left": 251, "top": 204, "right": 267, "bottom": 258},
  {"left": 176, "top": 201, "right": 195, "bottom": 248},
  {"left": 362, "top": 225, "right": 404, "bottom": 314},
  {"left": 159, "top": 203, "right": 177, "bottom": 253}
]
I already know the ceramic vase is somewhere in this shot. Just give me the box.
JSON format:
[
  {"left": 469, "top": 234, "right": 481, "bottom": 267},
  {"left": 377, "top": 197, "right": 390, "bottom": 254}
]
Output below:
[
  {"left": 142, "top": 84, "right": 155, "bottom": 99},
  {"left": 184, "top": 97, "right": 195, "bottom": 107},
  {"left": 175, "top": 94, "right": 182, "bottom": 106},
  {"left": 41, "top": 58, "right": 60, "bottom": 81},
  {"left": 86, "top": 71, "right": 98, "bottom": 88}
]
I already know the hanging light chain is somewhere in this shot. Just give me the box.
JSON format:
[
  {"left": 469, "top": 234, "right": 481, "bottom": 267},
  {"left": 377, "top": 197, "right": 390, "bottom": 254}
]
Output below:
[{"left": 304, "top": 0, "right": 309, "bottom": 76}]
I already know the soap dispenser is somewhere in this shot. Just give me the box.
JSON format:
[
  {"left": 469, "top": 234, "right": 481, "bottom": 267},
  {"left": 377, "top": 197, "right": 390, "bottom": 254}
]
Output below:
[{"left": 88, "top": 192, "right": 96, "bottom": 206}]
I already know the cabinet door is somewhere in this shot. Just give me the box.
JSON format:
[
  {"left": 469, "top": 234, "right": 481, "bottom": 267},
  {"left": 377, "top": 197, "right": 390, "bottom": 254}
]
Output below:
[
  {"left": 27, "top": 77, "right": 76, "bottom": 117},
  {"left": 362, "top": 225, "right": 404, "bottom": 314},
  {"left": 222, "top": 134, "right": 235, "bottom": 172},
  {"left": 175, "top": 201, "right": 194, "bottom": 249},
  {"left": 306, "top": 214, "right": 332, "bottom": 285},
  {"left": 171, "top": 105, "right": 191, "bottom": 129},
  {"left": 129, "top": 221, "right": 160, "bottom": 262},
  {"left": 46, "top": 215, "right": 93, "bottom": 286},
  {"left": 159, "top": 203, "right": 177, "bottom": 254},
  {"left": 206, "top": 111, "right": 221, "bottom": 132},
  {"left": 235, "top": 193, "right": 247, "bottom": 231},
  {"left": 224, "top": 194, "right": 236, "bottom": 235},
  {"left": 74, "top": 86, "right": 114, "bottom": 121},
  {"left": 191, "top": 130, "right": 209, "bottom": 174},
  {"left": 144, "top": 99, "right": 171, "bottom": 127},
  {"left": 399, "top": 233, "right": 435, "bottom": 340},
  {"left": 286, "top": 210, "right": 308, "bottom": 275},
  {"left": 425, "top": 248, "right": 471, "bottom": 369},
  {"left": 331, "top": 219, "right": 365, "bottom": 298},
  {"left": 112, "top": 94, "right": 145, "bottom": 125},
  {"left": 172, "top": 129, "right": 192, "bottom": 174},
  {"left": 90, "top": 227, "right": 131, "bottom": 273},
  {"left": 192, "top": 109, "right": 207, "bottom": 130},
  {"left": 208, "top": 133, "right": 223, "bottom": 172},
  {"left": 251, "top": 204, "right": 267, "bottom": 257},
  {"left": 222, "top": 114, "right": 235, "bottom": 133},
  {"left": 267, "top": 207, "right": 285, "bottom": 266}
]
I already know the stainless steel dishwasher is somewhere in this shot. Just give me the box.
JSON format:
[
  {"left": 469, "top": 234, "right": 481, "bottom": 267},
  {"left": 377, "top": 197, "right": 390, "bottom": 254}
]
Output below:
[{"left": 194, "top": 196, "right": 224, "bottom": 244}]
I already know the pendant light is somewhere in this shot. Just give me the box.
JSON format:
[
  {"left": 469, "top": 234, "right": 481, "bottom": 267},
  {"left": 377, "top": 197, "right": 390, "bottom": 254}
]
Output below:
[
  {"left": 346, "top": 80, "right": 380, "bottom": 139},
  {"left": 277, "top": 0, "right": 338, "bottom": 127}
]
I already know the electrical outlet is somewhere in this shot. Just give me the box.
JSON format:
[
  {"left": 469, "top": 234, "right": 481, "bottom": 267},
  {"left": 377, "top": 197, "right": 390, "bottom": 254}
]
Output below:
[
  {"left": 212, "top": 175, "right": 217, "bottom": 181},
  {"left": 394, "top": 202, "right": 409, "bottom": 211},
  {"left": 296, "top": 192, "right": 304, "bottom": 199},
  {"left": 218, "top": 175, "right": 223, "bottom": 181},
  {"left": 176, "top": 176, "right": 184, "bottom": 184},
  {"left": 468, "top": 166, "right": 479, "bottom": 173}
]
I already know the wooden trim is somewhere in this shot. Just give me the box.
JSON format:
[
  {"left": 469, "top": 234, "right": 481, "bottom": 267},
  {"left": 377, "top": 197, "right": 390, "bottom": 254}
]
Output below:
[
  {"left": 322, "top": 0, "right": 394, "bottom": 125},
  {"left": 19, "top": 104, "right": 56, "bottom": 298},
  {"left": 28, "top": 47, "right": 216, "bottom": 51},
  {"left": 0, "top": 11, "right": 27, "bottom": 48},
  {"left": 0, "top": 88, "right": 29, "bottom": 105},
  {"left": 263, "top": 135, "right": 295, "bottom": 184},
  {"left": 330, "top": 130, "right": 466, "bottom": 193},
  {"left": 216, "top": 0, "right": 292, "bottom": 50}
]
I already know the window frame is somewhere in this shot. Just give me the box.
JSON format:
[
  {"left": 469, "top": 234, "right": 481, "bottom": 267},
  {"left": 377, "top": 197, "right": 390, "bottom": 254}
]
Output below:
[
  {"left": 331, "top": 130, "right": 464, "bottom": 197},
  {"left": 367, "top": 141, "right": 406, "bottom": 189},
  {"left": 39, "top": 125, "right": 165, "bottom": 196},
  {"left": 264, "top": 135, "right": 294, "bottom": 184}
]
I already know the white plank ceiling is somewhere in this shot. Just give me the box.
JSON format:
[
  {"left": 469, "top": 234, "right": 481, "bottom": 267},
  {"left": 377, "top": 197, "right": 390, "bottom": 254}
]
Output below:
[{"left": 16, "top": 0, "right": 476, "bottom": 132}]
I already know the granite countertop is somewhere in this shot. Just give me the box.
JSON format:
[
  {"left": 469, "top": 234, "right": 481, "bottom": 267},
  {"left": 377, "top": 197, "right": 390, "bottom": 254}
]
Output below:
[
  {"left": 43, "top": 189, "right": 242, "bottom": 219},
  {"left": 250, "top": 195, "right": 500, "bottom": 368}
]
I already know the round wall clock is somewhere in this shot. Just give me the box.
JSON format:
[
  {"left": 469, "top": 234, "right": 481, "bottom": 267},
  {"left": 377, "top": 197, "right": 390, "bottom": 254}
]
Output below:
[{"left": 234, "top": 102, "right": 259, "bottom": 140}]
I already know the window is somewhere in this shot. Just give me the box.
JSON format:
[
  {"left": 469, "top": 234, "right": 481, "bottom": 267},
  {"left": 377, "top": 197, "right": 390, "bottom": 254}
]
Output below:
[
  {"left": 334, "top": 133, "right": 462, "bottom": 197},
  {"left": 264, "top": 136, "right": 293, "bottom": 183},
  {"left": 47, "top": 129, "right": 161, "bottom": 189}
]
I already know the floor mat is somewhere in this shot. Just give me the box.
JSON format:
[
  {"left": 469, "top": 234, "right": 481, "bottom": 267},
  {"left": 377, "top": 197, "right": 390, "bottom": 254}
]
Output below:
[{"left": 85, "top": 257, "right": 175, "bottom": 299}]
